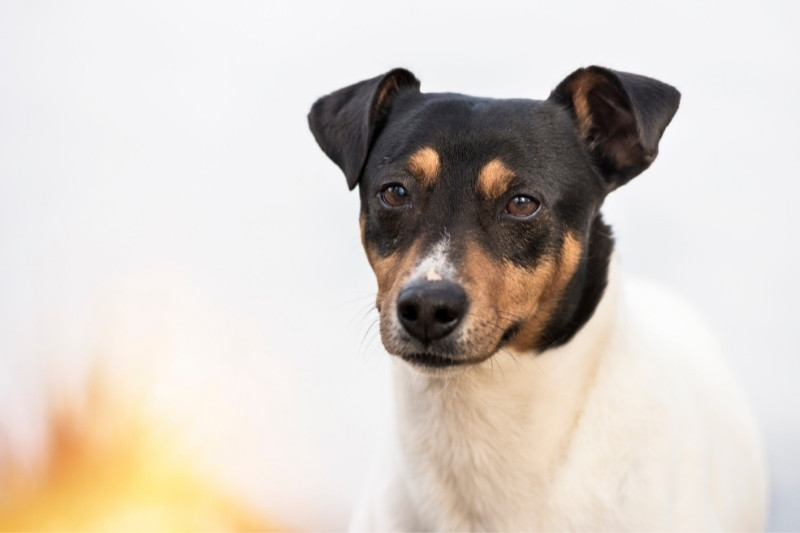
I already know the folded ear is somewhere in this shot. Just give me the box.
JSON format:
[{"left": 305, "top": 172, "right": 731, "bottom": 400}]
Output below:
[
  {"left": 549, "top": 66, "right": 680, "bottom": 190},
  {"left": 308, "top": 68, "right": 420, "bottom": 190}
]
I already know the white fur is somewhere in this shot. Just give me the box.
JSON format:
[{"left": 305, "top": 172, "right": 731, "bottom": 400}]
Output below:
[
  {"left": 350, "top": 257, "right": 767, "bottom": 531},
  {"left": 410, "top": 235, "right": 455, "bottom": 284}
]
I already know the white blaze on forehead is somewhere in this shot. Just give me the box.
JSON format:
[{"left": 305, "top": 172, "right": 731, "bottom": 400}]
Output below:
[{"left": 411, "top": 236, "right": 455, "bottom": 283}]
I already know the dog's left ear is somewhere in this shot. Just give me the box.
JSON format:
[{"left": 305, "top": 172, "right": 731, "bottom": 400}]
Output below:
[
  {"left": 308, "top": 68, "right": 420, "bottom": 190},
  {"left": 549, "top": 66, "right": 680, "bottom": 190}
]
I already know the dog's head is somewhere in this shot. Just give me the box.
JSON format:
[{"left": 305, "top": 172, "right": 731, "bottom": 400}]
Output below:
[{"left": 309, "top": 67, "right": 679, "bottom": 370}]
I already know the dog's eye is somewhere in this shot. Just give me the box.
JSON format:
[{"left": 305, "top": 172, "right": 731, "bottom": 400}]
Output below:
[
  {"left": 380, "top": 185, "right": 410, "bottom": 208},
  {"left": 506, "top": 195, "right": 540, "bottom": 217}
]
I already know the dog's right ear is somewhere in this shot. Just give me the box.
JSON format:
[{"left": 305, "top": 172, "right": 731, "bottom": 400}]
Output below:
[{"left": 308, "top": 69, "right": 420, "bottom": 190}]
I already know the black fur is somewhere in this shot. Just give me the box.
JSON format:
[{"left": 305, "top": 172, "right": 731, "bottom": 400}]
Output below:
[{"left": 307, "top": 69, "right": 420, "bottom": 190}]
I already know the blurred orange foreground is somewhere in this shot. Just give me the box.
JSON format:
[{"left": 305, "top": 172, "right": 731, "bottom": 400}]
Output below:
[{"left": 0, "top": 375, "right": 280, "bottom": 532}]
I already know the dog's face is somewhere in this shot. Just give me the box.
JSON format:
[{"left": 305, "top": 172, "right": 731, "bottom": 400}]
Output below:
[
  {"left": 310, "top": 67, "right": 679, "bottom": 370},
  {"left": 358, "top": 96, "right": 601, "bottom": 367}
]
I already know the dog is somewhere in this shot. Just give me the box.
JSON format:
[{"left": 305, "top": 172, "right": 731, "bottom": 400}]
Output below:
[{"left": 308, "top": 66, "right": 767, "bottom": 531}]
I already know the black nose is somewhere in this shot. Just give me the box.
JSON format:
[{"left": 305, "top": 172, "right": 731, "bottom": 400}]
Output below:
[{"left": 396, "top": 280, "right": 468, "bottom": 343}]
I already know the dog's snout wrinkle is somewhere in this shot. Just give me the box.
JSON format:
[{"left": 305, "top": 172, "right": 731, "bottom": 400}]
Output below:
[{"left": 396, "top": 280, "right": 467, "bottom": 343}]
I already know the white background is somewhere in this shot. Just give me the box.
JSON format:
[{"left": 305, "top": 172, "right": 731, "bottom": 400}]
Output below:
[{"left": 1, "top": 1, "right": 798, "bottom": 530}]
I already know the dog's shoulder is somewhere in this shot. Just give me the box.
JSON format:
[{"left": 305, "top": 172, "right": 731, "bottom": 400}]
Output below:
[{"left": 571, "top": 275, "right": 768, "bottom": 530}]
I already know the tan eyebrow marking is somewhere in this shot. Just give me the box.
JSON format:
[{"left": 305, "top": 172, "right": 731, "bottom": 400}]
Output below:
[
  {"left": 477, "top": 159, "right": 515, "bottom": 199},
  {"left": 407, "top": 147, "right": 441, "bottom": 188}
]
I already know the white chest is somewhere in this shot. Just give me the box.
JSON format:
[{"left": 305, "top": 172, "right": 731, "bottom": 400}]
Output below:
[{"left": 351, "top": 272, "right": 766, "bottom": 531}]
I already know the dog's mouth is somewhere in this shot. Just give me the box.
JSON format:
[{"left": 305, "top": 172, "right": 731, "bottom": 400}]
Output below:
[
  {"left": 397, "top": 323, "right": 522, "bottom": 370},
  {"left": 500, "top": 323, "right": 521, "bottom": 346},
  {"left": 399, "top": 352, "right": 470, "bottom": 368}
]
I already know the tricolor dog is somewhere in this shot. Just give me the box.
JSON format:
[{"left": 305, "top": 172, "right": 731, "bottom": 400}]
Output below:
[{"left": 308, "top": 67, "right": 767, "bottom": 531}]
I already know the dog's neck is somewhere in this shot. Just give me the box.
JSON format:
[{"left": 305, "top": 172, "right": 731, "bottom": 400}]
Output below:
[{"left": 389, "top": 257, "right": 622, "bottom": 527}]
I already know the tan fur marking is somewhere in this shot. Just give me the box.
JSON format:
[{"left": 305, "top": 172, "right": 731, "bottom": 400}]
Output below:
[
  {"left": 462, "top": 232, "right": 584, "bottom": 355},
  {"left": 461, "top": 245, "right": 552, "bottom": 358},
  {"left": 376, "top": 76, "right": 400, "bottom": 110},
  {"left": 361, "top": 214, "right": 422, "bottom": 312},
  {"left": 477, "top": 159, "right": 515, "bottom": 200},
  {"left": 407, "top": 147, "right": 441, "bottom": 188},
  {"left": 509, "top": 231, "right": 583, "bottom": 350},
  {"left": 359, "top": 214, "right": 367, "bottom": 251},
  {"left": 558, "top": 232, "right": 583, "bottom": 282},
  {"left": 569, "top": 73, "right": 606, "bottom": 143}
]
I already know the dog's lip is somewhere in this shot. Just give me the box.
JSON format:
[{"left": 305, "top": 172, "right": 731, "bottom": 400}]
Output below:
[
  {"left": 398, "top": 352, "right": 491, "bottom": 369},
  {"left": 499, "top": 323, "right": 522, "bottom": 347},
  {"left": 400, "top": 352, "right": 473, "bottom": 368}
]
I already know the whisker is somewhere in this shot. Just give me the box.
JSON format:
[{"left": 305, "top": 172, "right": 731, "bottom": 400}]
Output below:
[
  {"left": 326, "top": 293, "right": 376, "bottom": 312},
  {"left": 358, "top": 319, "right": 381, "bottom": 358}
]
